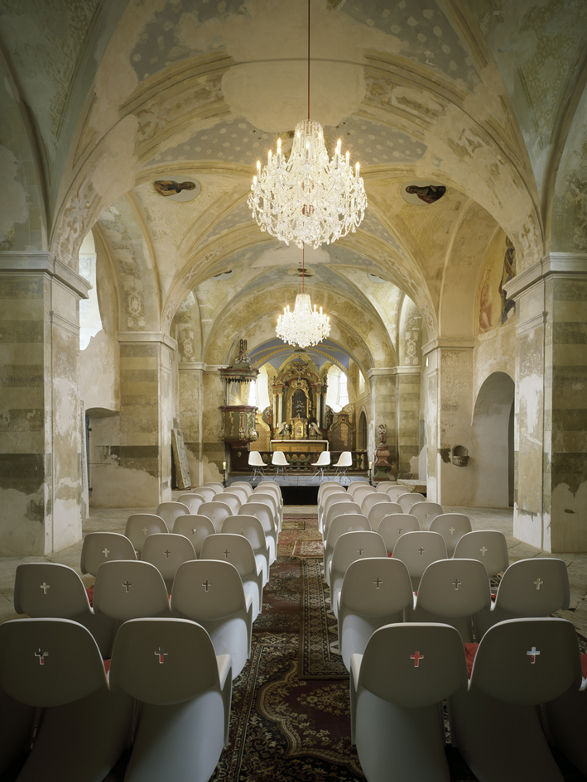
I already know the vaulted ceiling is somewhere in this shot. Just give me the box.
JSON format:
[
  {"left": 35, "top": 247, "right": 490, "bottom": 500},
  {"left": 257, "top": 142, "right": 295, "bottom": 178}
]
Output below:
[{"left": 1, "top": 0, "right": 585, "bottom": 372}]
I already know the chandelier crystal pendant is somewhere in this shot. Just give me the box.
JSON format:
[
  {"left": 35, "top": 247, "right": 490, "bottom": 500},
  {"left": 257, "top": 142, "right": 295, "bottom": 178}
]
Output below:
[
  {"left": 248, "top": 1, "right": 366, "bottom": 250},
  {"left": 275, "top": 248, "right": 331, "bottom": 349}
]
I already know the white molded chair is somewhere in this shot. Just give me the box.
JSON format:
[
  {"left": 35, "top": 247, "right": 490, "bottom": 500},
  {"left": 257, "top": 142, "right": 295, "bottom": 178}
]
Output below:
[
  {"left": 203, "top": 482, "right": 224, "bottom": 493},
  {"left": 318, "top": 482, "right": 344, "bottom": 504},
  {"left": 140, "top": 533, "right": 196, "bottom": 591},
  {"left": 191, "top": 486, "right": 216, "bottom": 502},
  {"left": 375, "top": 481, "right": 397, "bottom": 493},
  {"left": 322, "top": 500, "right": 363, "bottom": 539},
  {"left": 125, "top": 513, "right": 168, "bottom": 554},
  {"left": 477, "top": 557, "right": 570, "bottom": 637},
  {"left": 450, "top": 617, "right": 581, "bottom": 782},
  {"left": 198, "top": 500, "right": 233, "bottom": 532},
  {"left": 323, "top": 513, "right": 371, "bottom": 585},
  {"left": 346, "top": 479, "right": 370, "bottom": 497},
  {"left": 213, "top": 492, "right": 242, "bottom": 514},
  {"left": 0, "top": 617, "right": 133, "bottom": 782},
  {"left": 397, "top": 492, "right": 426, "bottom": 512},
  {"left": 172, "top": 514, "right": 215, "bottom": 556},
  {"left": 229, "top": 481, "right": 254, "bottom": 498},
  {"left": 410, "top": 558, "right": 492, "bottom": 642},
  {"left": 351, "top": 622, "right": 468, "bottom": 782},
  {"left": 367, "top": 501, "right": 403, "bottom": 531},
  {"left": 452, "top": 529, "right": 509, "bottom": 578},
  {"left": 361, "top": 493, "right": 392, "bottom": 517},
  {"left": 311, "top": 450, "right": 331, "bottom": 478},
  {"left": 376, "top": 513, "right": 420, "bottom": 554},
  {"left": 200, "top": 533, "right": 263, "bottom": 621},
  {"left": 156, "top": 501, "right": 190, "bottom": 528},
  {"left": 333, "top": 450, "right": 353, "bottom": 478},
  {"left": 385, "top": 485, "right": 411, "bottom": 502},
  {"left": 409, "top": 501, "right": 443, "bottom": 529},
  {"left": 252, "top": 491, "right": 281, "bottom": 529},
  {"left": 223, "top": 514, "right": 271, "bottom": 586},
  {"left": 328, "top": 530, "right": 387, "bottom": 617},
  {"left": 171, "top": 559, "right": 253, "bottom": 679},
  {"left": 337, "top": 557, "right": 413, "bottom": 670},
  {"left": 392, "top": 530, "right": 448, "bottom": 590},
  {"left": 429, "top": 513, "right": 472, "bottom": 555},
  {"left": 319, "top": 491, "right": 351, "bottom": 532},
  {"left": 109, "top": 617, "right": 232, "bottom": 782},
  {"left": 223, "top": 486, "right": 249, "bottom": 505},
  {"left": 13, "top": 562, "right": 115, "bottom": 658},
  {"left": 350, "top": 485, "right": 375, "bottom": 507},
  {"left": 81, "top": 531, "right": 136, "bottom": 577},
  {"left": 177, "top": 493, "right": 204, "bottom": 514},
  {"left": 92, "top": 560, "right": 171, "bottom": 622},
  {"left": 248, "top": 450, "right": 267, "bottom": 479},
  {"left": 240, "top": 501, "right": 277, "bottom": 564},
  {"left": 271, "top": 450, "right": 289, "bottom": 474}
]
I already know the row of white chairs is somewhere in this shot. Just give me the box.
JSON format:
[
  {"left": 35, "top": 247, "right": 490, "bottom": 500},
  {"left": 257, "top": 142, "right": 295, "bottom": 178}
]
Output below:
[
  {"left": 335, "top": 553, "right": 571, "bottom": 667},
  {"left": 0, "top": 615, "right": 231, "bottom": 782},
  {"left": 249, "top": 449, "right": 354, "bottom": 478},
  {"left": 351, "top": 617, "right": 586, "bottom": 781}
]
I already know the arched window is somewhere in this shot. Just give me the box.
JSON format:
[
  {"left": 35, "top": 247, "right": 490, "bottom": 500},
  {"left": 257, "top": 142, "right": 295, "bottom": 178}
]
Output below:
[
  {"left": 249, "top": 365, "right": 270, "bottom": 410},
  {"left": 325, "top": 365, "right": 349, "bottom": 412}
]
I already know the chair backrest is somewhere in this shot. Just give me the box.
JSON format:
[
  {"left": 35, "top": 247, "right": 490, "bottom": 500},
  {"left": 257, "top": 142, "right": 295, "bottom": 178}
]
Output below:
[
  {"left": 171, "top": 559, "right": 247, "bottom": 620},
  {"left": 361, "top": 493, "right": 391, "bottom": 515},
  {"left": 375, "top": 481, "right": 397, "bottom": 492},
  {"left": 248, "top": 451, "right": 267, "bottom": 468},
  {"left": 340, "top": 557, "right": 413, "bottom": 617},
  {"left": 203, "top": 482, "right": 224, "bottom": 492},
  {"left": 415, "top": 558, "right": 491, "bottom": 618},
  {"left": 392, "top": 531, "right": 448, "bottom": 583},
  {"left": 318, "top": 483, "right": 344, "bottom": 503},
  {"left": 334, "top": 451, "right": 353, "bottom": 468},
  {"left": 321, "top": 492, "right": 351, "bottom": 515},
  {"left": 409, "top": 501, "right": 443, "bottom": 528},
  {"left": 81, "top": 532, "right": 136, "bottom": 576},
  {"left": 251, "top": 492, "right": 278, "bottom": 515},
  {"left": 346, "top": 482, "right": 367, "bottom": 498},
  {"left": 173, "top": 514, "right": 215, "bottom": 555},
  {"left": 352, "top": 486, "right": 375, "bottom": 507},
  {"left": 0, "top": 618, "right": 108, "bottom": 707},
  {"left": 222, "top": 515, "right": 268, "bottom": 554},
  {"left": 191, "top": 486, "right": 216, "bottom": 502},
  {"left": 230, "top": 481, "right": 254, "bottom": 497},
  {"left": 213, "top": 492, "right": 241, "bottom": 514},
  {"left": 324, "top": 501, "right": 363, "bottom": 535},
  {"left": 125, "top": 513, "right": 168, "bottom": 553},
  {"left": 397, "top": 492, "right": 426, "bottom": 512},
  {"left": 385, "top": 485, "right": 410, "bottom": 502},
  {"left": 253, "top": 481, "right": 282, "bottom": 508},
  {"left": 156, "top": 501, "right": 190, "bottom": 528},
  {"left": 376, "top": 513, "right": 420, "bottom": 553},
  {"left": 452, "top": 530, "right": 509, "bottom": 577},
  {"left": 240, "top": 502, "right": 276, "bottom": 536},
  {"left": 429, "top": 513, "right": 472, "bottom": 555},
  {"left": 223, "top": 486, "right": 249, "bottom": 505},
  {"left": 14, "top": 562, "right": 92, "bottom": 617},
  {"left": 325, "top": 514, "right": 371, "bottom": 557},
  {"left": 494, "top": 558, "right": 570, "bottom": 616},
  {"left": 198, "top": 501, "right": 232, "bottom": 532},
  {"left": 313, "top": 450, "right": 331, "bottom": 467},
  {"left": 330, "top": 531, "right": 387, "bottom": 594},
  {"left": 177, "top": 493, "right": 204, "bottom": 514},
  {"left": 140, "top": 533, "right": 196, "bottom": 590},
  {"left": 367, "top": 502, "right": 403, "bottom": 530},
  {"left": 109, "top": 617, "right": 225, "bottom": 704},
  {"left": 470, "top": 617, "right": 581, "bottom": 705},
  {"left": 93, "top": 560, "right": 170, "bottom": 620},
  {"left": 271, "top": 450, "right": 289, "bottom": 466},
  {"left": 200, "top": 533, "right": 257, "bottom": 580},
  {"left": 358, "top": 623, "right": 468, "bottom": 707}
]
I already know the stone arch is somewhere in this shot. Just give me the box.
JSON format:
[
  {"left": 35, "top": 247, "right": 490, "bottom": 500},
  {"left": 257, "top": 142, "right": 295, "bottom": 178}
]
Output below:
[{"left": 471, "top": 371, "right": 515, "bottom": 508}]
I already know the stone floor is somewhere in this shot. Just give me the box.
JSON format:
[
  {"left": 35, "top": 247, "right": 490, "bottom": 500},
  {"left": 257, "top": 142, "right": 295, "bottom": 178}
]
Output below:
[{"left": 1, "top": 501, "right": 586, "bottom": 641}]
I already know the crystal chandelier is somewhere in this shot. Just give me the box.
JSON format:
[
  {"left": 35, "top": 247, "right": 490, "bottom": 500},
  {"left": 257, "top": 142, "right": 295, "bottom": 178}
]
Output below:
[
  {"left": 248, "top": 1, "right": 366, "bottom": 250},
  {"left": 276, "top": 248, "right": 331, "bottom": 348}
]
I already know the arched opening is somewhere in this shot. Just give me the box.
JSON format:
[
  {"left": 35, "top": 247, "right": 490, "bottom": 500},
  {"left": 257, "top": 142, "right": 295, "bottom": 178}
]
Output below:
[
  {"left": 472, "top": 372, "right": 515, "bottom": 508},
  {"left": 358, "top": 410, "right": 367, "bottom": 450}
]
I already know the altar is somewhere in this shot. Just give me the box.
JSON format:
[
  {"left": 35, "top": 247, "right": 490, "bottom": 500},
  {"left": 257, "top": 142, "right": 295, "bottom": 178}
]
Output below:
[{"left": 270, "top": 439, "right": 328, "bottom": 454}]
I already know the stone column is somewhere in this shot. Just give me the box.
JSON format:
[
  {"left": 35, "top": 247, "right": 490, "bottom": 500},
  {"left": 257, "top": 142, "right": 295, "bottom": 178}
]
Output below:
[
  {"left": 368, "top": 368, "right": 397, "bottom": 474},
  {"left": 202, "top": 367, "right": 225, "bottom": 481},
  {"left": 393, "top": 366, "right": 421, "bottom": 478},
  {"left": 110, "top": 332, "right": 176, "bottom": 507},
  {"left": 0, "top": 252, "right": 90, "bottom": 555},
  {"left": 422, "top": 340, "right": 474, "bottom": 504},
  {"left": 505, "top": 253, "right": 587, "bottom": 552}
]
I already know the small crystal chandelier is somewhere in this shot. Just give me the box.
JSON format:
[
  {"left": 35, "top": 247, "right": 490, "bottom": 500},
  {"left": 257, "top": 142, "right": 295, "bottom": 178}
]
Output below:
[
  {"left": 248, "top": 0, "right": 366, "bottom": 250},
  {"left": 276, "top": 247, "right": 330, "bottom": 349}
]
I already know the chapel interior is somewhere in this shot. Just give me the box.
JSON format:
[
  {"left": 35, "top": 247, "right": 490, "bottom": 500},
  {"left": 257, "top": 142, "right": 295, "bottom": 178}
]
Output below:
[{"left": 0, "top": 0, "right": 586, "bottom": 778}]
